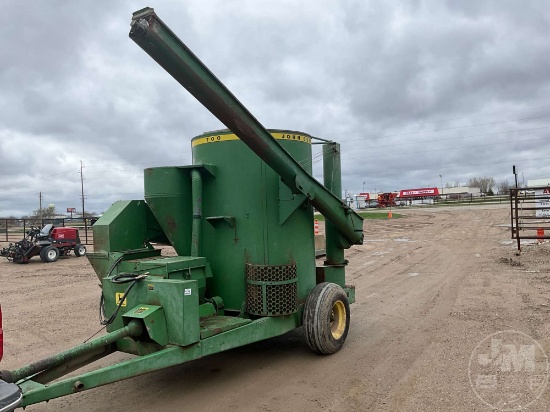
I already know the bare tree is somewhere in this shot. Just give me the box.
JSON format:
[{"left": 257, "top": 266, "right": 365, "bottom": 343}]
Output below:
[
  {"left": 31, "top": 205, "right": 58, "bottom": 219},
  {"left": 467, "top": 177, "right": 495, "bottom": 194},
  {"left": 497, "top": 180, "right": 510, "bottom": 195}
]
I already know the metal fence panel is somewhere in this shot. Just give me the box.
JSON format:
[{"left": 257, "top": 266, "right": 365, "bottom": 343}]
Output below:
[
  {"left": 510, "top": 187, "right": 550, "bottom": 253},
  {"left": 0, "top": 218, "right": 94, "bottom": 245}
]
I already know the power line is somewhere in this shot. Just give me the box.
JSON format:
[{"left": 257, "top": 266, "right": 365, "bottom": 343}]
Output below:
[
  {"left": 78, "top": 132, "right": 549, "bottom": 177},
  {"left": 333, "top": 114, "right": 550, "bottom": 143},
  {"left": 2, "top": 113, "right": 550, "bottom": 207},
  {"left": 321, "top": 103, "right": 550, "bottom": 138},
  {"left": 341, "top": 125, "right": 550, "bottom": 148},
  {"left": 0, "top": 168, "right": 81, "bottom": 191},
  {"left": 85, "top": 192, "right": 144, "bottom": 197},
  {"left": 3, "top": 115, "right": 548, "bottom": 191},
  {"left": 69, "top": 113, "right": 550, "bottom": 172},
  {"left": 298, "top": 125, "right": 547, "bottom": 167},
  {"left": 2, "top": 129, "right": 545, "bottom": 194},
  {"left": 301, "top": 132, "right": 549, "bottom": 168},
  {"left": 341, "top": 136, "right": 549, "bottom": 161},
  {"left": 344, "top": 155, "right": 550, "bottom": 176}
]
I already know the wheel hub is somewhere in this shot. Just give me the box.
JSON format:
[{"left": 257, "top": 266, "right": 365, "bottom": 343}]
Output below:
[{"left": 330, "top": 300, "right": 346, "bottom": 339}]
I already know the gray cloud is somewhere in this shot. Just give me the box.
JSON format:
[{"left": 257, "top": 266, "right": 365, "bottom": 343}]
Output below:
[{"left": 1, "top": 1, "right": 550, "bottom": 217}]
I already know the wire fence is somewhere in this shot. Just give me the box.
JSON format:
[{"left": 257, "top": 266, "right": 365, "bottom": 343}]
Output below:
[
  {"left": 0, "top": 218, "right": 96, "bottom": 245},
  {"left": 435, "top": 193, "right": 510, "bottom": 205},
  {"left": 354, "top": 193, "right": 512, "bottom": 209}
]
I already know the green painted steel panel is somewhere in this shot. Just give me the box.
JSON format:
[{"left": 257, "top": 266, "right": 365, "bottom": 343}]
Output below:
[
  {"left": 200, "top": 313, "right": 301, "bottom": 355},
  {"left": 199, "top": 316, "right": 251, "bottom": 339},
  {"left": 88, "top": 249, "right": 161, "bottom": 281},
  {"left": 19, "top": 345, "right": 203, "bottom": 407},
  {"left": 90, "top": 200, "right": 165, "bottom": 253},
  {"left": 123, "top": 305, "right": 168, "bottom": 346},
  {"left": 144, "top": 167, "right": 193, "bottom": 256},
  {"left": 121, "top": 255, "right": 209, "bottom": 299},
  {"left": 92, "top": 200, "right": 151, "bottom": 252},
  {"left": 102, "top": 277, "right": 199, "bottom": 347},
  {"left": 192, "top": 130, "right": 316, "bottom": 311},
  {"left": 18, "top": 314, "right": 299, "bottom": 408}
]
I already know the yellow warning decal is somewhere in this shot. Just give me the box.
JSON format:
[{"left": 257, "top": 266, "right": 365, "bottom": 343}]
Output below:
[
  {"left": 191, "top": 132, "right": 312, "bottom": 147},
  {"left": 115, "top": 293, "right": 127, "bottom": 307}
]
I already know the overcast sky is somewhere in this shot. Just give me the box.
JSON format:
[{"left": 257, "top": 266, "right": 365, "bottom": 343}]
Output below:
[{"left": 1, "top": 1, "right": 550, "bottom": 217}]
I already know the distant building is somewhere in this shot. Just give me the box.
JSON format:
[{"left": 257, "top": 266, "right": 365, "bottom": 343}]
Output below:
[
  {"left": 527, "top": 178, "right": 550, "bottom": 187},
  {"left": 441, "top": 186, "right": 481, "bottom": 197},
  {"left": 527, "top": 178, "right": 550, "bottom": 218},
  {"left": 398, "top": 187, "right": 439, "bottom": 205},
  {"left": 353, "top": 192, "right": 381, "bottom": 209},
  {"left": 352, "top": 185, "right": 482, "bottom": 208},
  {"left": 354, "top": 192, "right": 370, "bottom": 209}
]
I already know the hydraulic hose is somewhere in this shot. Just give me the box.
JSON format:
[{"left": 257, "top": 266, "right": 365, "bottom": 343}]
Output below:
[{"left": 100, "top": 273, "right": 148, "bottom": 326}]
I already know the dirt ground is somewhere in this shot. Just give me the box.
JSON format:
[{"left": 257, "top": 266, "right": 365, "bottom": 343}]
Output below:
[{"left": 2, "top": 203, "right": 550, "bottom": 411}]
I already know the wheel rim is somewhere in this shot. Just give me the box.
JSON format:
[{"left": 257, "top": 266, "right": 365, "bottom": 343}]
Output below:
[
  {"left": 330, "top": 300, "right": 346, "bottom": 339},
  {"left": 47, "top": 249, "right": 56, "bottom": 259}
]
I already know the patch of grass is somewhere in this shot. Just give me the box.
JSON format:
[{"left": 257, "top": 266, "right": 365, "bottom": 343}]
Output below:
[
  {"left": 358, "top": 211, "right": 402, "bottom": 219},
  {"left": 314, "top": 211, "right": 402, "bottom": 221}
]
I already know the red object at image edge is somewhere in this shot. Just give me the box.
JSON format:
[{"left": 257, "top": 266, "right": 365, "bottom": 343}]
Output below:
[{"left": 0, "top": 305, "right": 3, "bottom": 360}]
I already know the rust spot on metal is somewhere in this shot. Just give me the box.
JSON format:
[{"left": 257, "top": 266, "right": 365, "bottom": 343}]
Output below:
[
  {"left": 243, "top": 249, "right": 251, "bottom": 264},
  {"left": 166, "top": 215, "right": 177, "bottom": 234}
]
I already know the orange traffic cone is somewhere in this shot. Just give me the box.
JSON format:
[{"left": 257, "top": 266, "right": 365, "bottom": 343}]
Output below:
[
  {"left": 314, "top": 219, "right": 319, "bottom": 234},
  {"left": 388, "top": 210, "right": 393, "bottom": 219}
]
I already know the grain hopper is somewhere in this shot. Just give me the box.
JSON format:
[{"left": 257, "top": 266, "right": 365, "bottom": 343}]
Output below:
[{"left": 0, "top": 7, "right": 363, "bottom": 409}]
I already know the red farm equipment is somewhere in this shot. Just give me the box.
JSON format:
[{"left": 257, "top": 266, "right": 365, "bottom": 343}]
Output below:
[
  {"left": 0, "top": 224, "right": 86, "bottom": 264},
  {"left": 377, "top": 192, "right": 397, "bottom": 208},
  {"left": 0, "top": 306, "right": 18, "bottom": 411},
  {"left": 0, "top": 306, "right": 3, "bottom": 361}
]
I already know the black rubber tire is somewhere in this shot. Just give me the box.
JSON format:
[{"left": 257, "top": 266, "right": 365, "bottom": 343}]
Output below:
[
  {"left": 43, "top": 246, "right": 59, "bottom": 263},
  {"left": 303, "top": 282, "right": 350, "bottom": 355},
  {"left": 39, "top": 247, "right": 48, "bottom": 262},
  {"left": 74, "top": 244, "right": 86, "bottom": 257}
]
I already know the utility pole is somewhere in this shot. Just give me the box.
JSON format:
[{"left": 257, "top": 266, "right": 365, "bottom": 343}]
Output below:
[
  {"left": 80, "top": 161, "right": 85, "bottom": 220},
  {"left": 36, "top": 192, "right": 43, "bottom": 219}
]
